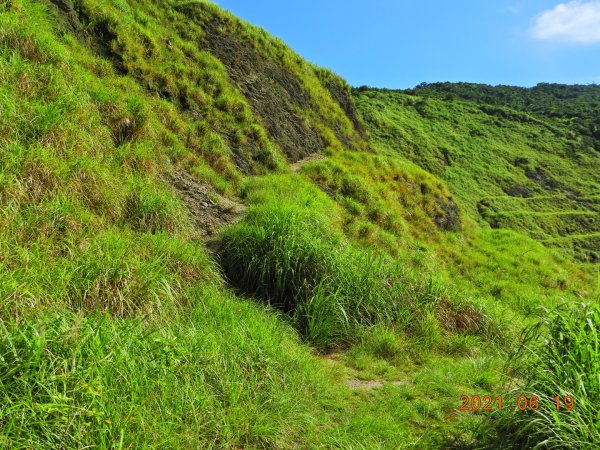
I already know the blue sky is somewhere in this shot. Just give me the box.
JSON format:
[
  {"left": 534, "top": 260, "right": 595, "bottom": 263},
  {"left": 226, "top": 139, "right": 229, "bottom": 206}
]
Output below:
[{"left": 212, "top": 0, "right": 600, "bottom": 88}]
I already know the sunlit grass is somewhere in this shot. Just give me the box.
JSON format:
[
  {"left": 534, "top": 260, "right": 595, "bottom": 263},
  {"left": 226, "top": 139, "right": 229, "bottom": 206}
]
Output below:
[{"left": 0, "top": 0, "right": 598, "bottom": 447}]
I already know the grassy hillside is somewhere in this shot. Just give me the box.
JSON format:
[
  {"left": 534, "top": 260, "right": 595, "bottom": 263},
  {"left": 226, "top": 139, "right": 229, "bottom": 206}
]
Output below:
[
  {"left": 354, "top": 87, "right": 600, "bottom": 263},
  {"left": 1, "top": 0, "right": 599, "bottom": 448},
  {"left": 413, "top": 82, "right": 600, "bottom": 152}
]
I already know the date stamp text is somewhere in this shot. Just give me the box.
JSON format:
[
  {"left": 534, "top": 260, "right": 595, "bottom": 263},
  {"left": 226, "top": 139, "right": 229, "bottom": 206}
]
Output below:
[{"left": 459, "top": 395, "right": 575, "bottom": 411}]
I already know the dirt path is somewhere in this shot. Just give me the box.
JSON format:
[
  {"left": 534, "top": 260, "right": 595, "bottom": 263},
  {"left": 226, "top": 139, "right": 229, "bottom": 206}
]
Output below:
[
  {"left": 168, "top": 153, "right": 322, "bottom": 242},
  {"left": 346, "top": 378, "right": 408, "bottom": 390},
  {"left": 168, "top": 169, "right": 245, "bottom": 240},
  {"left": 322, "top": 353, "right": 410, "bottom": 391},
  {"left": 290, "top": 153, "right": 325, "bottom": 172}
]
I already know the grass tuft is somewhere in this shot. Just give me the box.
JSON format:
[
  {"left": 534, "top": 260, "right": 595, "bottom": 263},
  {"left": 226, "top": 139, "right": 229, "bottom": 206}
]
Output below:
[{"left": 497, "top": 302, "right": 600, "bottom": 449}]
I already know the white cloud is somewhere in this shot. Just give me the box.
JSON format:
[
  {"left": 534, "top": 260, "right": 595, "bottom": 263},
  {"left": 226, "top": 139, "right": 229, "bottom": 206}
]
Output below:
[{"left": 532, "top": 1, "right": 600, "bottom": 43}]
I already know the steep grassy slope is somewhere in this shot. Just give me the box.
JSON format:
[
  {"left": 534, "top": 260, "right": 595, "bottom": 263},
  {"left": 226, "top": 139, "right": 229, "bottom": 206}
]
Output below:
[
  {"left": 354, "top": 88, "right": 600, "bottom": 262},
  {"left": 0, "top": 0, "right": 366, "bottom": 316},
  {"left": 1, "top": 0, "right": 599, "bottom": 448}
]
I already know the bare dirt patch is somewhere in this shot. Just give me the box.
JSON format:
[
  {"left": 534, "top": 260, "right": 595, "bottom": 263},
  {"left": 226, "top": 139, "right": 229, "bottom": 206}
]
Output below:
[
  {"left": 321, "top": 353, "right": 409, "bottom": 391},
  {"left": 432, "top": 196, "right": 462, "bottom": 232},
  {"left": 290, "top": 153, "right": 325, "bottom": 172},
  {"left": 168, "top": 169, "right": 245, "bottom": 239},
  {"left": 320, "top": 77, "right": 366, "bottom": 138},
  {"left": 47, "top": 0, "right": 127, "bottom": 74},
  {"left": 192, "top": 11, "right": 325, "bottom": 163},
  {"left": 346, "top": 378, "right": 408, "bottom": 391}
]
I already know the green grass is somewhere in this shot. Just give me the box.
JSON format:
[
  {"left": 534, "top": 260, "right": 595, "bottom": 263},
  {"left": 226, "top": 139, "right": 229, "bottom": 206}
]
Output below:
[
  {"left": 0, "top": 286, "right": 336, "bottom": 448},
  {"left": 219, "top": 174, "right": 502, "bottom": 350},
  {"left": 1, "top": 0, "right": 599, "bottom": 447},
  {"left": 409, "top": 82, "right": 600, "bottom": 153},
  {"left": 352, "top": 85, "right": 600, "bottom": 446},
  {"left": 492, "top": 302, "right": 600, "bottom": 449},
  {"left": 354, "top": 88, "right": 600, "bottom": 262}
]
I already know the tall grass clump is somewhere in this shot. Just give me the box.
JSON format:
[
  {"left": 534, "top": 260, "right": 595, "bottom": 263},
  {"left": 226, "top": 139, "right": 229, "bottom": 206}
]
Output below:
[
  {"left": 219, "top": 204, "right": 396, "bottom": 347},
  {"left": 499, "top": 302, "right": 600, "bottom": 449},
  {"left": 218, "top": 188, "right": 485, "bottom": 348}
]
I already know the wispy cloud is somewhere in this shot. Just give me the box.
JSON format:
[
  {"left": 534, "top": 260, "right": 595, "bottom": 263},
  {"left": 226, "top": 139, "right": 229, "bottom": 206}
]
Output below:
[{"left": 532, "top": 1, "right": 600, "bottom": 43}]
